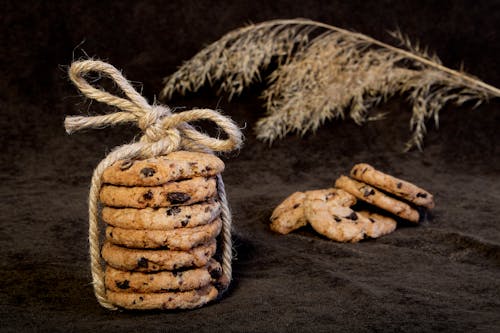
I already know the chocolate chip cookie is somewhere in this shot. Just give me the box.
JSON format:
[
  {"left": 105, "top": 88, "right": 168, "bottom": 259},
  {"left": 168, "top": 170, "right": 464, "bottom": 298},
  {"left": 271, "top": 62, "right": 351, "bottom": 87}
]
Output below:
[
  {"left": 335, "top": 175, "right": 420, "bottom": 223},
  {"left": 304, "top": 195, "right": 369, "bottom": 243},
  {"left": 101, "top": 240, "right": 217, "bottom": 272},
  {"left": 102, "top": 151, "right": 225, "bottom": 186},
  {"left": 105, "top": 217, "right": 222, "bottom": 250},
  {"left": 350, "top": 163, "right": 434, "bottom": 209},
  {"left": 105, "top": 259, "right": 222, "bottom": 293},
  {"left": 99, "top": 177, "right": 217, "bottom": 208},
  {"left": 106, "top": 284, "right": 219, "bottom": 310},
  {"left": 270, "top": 191, "right": 307, "bottom": 234},
  {"left": 102, "top": 199, "right": 221, "bottom": 230},
  {"left": 357, "top": 210, "right": 397, "bottom": 238}
]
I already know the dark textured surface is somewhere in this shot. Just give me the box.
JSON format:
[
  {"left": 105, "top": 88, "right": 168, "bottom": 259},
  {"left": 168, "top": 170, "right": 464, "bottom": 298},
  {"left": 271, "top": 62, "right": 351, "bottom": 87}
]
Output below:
[{"left": 1, "top": 1, "right": 499, "bottom": 332}]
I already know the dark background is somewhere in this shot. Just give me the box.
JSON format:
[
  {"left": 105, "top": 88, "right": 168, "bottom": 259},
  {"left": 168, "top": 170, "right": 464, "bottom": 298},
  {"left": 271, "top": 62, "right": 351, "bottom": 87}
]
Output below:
[{"left": 1, "top": 1, "right": 499, "bottom": 332}]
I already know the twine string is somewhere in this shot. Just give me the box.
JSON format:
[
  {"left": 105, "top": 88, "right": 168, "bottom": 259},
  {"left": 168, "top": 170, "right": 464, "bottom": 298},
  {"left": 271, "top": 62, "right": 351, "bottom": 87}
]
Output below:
[{"left": 65, "top": 60, "right": 242, "bottom": 310}]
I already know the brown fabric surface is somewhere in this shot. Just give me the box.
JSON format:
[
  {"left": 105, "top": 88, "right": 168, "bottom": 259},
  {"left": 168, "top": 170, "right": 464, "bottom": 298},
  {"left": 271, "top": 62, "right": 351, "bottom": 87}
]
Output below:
[{"left": 1, "top": 1, "right": 499, "bottom": 332}]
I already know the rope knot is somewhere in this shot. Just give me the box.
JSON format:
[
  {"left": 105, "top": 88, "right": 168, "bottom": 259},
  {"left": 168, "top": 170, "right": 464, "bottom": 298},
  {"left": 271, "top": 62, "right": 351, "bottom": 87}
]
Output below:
[
  {"left": 64, "top": 59, "right": 243, "bottom": 157},
  {"left": 139, "top": 105, "right": 175, "bottom": 144}
]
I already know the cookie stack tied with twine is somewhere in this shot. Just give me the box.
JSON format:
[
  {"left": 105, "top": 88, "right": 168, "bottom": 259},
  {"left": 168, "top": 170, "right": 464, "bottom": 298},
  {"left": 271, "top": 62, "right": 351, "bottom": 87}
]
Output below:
[{"left": 64, "top": 60, "right": 242, "bottom": 310}]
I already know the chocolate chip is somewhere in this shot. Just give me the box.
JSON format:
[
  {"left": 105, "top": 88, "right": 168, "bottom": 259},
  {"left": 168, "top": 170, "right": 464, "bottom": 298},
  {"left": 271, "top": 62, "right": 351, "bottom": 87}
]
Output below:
[
  {"left": 143, "top": 190, "right": 153, "bottom": 200},
  {"left": 369, "top": 218, "right": 375, "bottom": 223},
  {"left": 346, "top": 212, "right": 358, "bottom": 220},
  {"left": 140, "top": 167, "right": 156, "bottom": 177},
  {"left": 325, "top": 192, "right": 336, "bottom": 200},
  {"left": 119, "top": 159, "right": 134, "bottom": 171},
  {"left": 167, "top": 192, "right": 191, "bottom": 204},
  {"left": 334, "top": 217, "right": 341, "bottom": 222},
  {"left": 362, "top": 167, "right": 368, "bottom": 174},
  {"left": 189, "top": 162, "right": 198, "bottom": 167},
  {"left": 292, "top": 203, "right": 301, "bottom": 209},
  {"left": 181, "top": 218, "right": 189, "bottom": 227},
  {"left": 139, "top": 296, "right": 144, "bottom": 301},
  {"left": 166, "top": 206, "right": 181, "bottom": 216},
  {"left": 137, "top": 257, "right": 148, "bottom": 268},
  {"left": 115, "top": 280, "right": 130, "bottom": 289},
  {"left": 397, "top": 182, "right": 402, "bottom": 189},
  {"left": 205, "top": 166, "right": 212, "bottom": 172},
  {"left": 353, "top": 168, "right": 358, "bottom": 176},
  {"left": 209, "top": 267, "right": 222, "bottom": 279},
  {"left": 416, "top": 192, "right": 428, "bottom": 198},
  {"left": 363, "top": 188, "right": 375, "bottom": 197}
]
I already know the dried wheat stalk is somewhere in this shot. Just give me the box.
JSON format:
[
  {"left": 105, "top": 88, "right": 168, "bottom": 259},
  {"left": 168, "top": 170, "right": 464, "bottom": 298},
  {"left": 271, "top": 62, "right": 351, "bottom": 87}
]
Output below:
[{"left": 161, "top": 19, "right": 500, "bottom": 150}]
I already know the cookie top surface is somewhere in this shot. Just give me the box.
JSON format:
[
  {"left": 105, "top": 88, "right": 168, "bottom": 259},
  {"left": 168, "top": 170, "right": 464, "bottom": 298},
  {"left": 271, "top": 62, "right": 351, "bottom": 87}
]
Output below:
[
  {"left": 104, "top": 259, "right": 222, "bottom": 293},
  {"left": 106, "top": 284, "right": 219, "bottom": 310},
  {"left": 105, "top": 217, "right": 222, "bottom": 250},
  {"left": 357, "top": 211, "right": 397, "bottom": 239},
  {"left": 270, "top": 191, "right": 307, "bottom": 234},
  {"left": 102, "top": 150, "right": 225, "bottom": 186},
  {"left": 102, "top": 199, "right": 221, "bottom": 230},
  {"left": 350, "top": 163, "right": 434, "bottom": 209},
  {"left": 99, "top": 177, "right": 217, "bottom": 208},
  {"left": 335, "top": 175, "right": 420, "bottom": 223},
  {"left": 304, "top": 195, "right": 369, "bottom": 243},
  {"left": 101, "top": 240, "right": 217, "bottom": 272}
]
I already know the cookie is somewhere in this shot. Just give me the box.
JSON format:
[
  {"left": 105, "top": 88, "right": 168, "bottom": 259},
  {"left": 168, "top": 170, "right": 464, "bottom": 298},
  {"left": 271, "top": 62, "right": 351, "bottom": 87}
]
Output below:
[
  {"left": 304, "top": 196, "right": 369, "bottom": 243},
  {"left": 270, "top": 192, "right": 307, "bottom": 234},
  {"left": 106, "top": 284, "right": 219, "bottom": 310},
  {"left": 270, "top": 188, "right": 357, "bottom": 235},
  {"left": 357, "top": 211, "right": 397, "bottom": 239},
  {"left": 350, "top": 163, "right": 434, "bottom": 209},
  {"left": 102, "top": 199, "right": 221, "bottom": 230},
  {"left": 101, "top": 240, "right": 216, "bottom": 272},
  {"left": 335, "top": 176, "right": 420, "bottom": 223},
  {"left": 99, "top": 177, "right": 217, "bottom": 208},
  {"left": 102, "top": 151, "right": 225, "bottom": 186},
  {"left": 105, "top": 217, "right": 222, "bottom": 250},
  {"left": 104, "top": 259, "right": 222, "bottom": 293}
]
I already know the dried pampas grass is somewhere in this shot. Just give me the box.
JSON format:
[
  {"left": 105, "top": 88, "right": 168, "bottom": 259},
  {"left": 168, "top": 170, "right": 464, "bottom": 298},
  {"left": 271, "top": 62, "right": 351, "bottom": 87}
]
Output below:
[{"left": 161, "top": 19, "right": 500, "bottom": 150}]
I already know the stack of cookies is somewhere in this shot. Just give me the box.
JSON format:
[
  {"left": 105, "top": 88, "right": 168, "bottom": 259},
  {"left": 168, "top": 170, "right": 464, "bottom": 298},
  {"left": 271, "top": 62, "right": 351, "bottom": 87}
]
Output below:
[
  {"left": 98, "top": 151, "right": 227, "bottom": 310},
  {"left": 270, "top": 163, "right": 434, "bottom": 243}
]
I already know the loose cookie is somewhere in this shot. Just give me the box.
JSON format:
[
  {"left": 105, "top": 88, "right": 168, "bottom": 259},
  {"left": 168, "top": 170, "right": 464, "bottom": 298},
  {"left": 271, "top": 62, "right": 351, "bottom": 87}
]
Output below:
[
  {"left": 335, "top": 176, "right": 420, "bottom": 223},
  {"left": 101, "top": 240, "right": 216, "bottom": 272},
  {"left": 357, "top": 211, "right": 397, "bottom": 238},
  {"left": 105, "top": 217, "right": 222, "bottom": 250},
  {"left": 102, "top": 151, "right": 225, "bottom": 186},
  {"left": 270, "top": 188, "right": 357, "bottom": 234},
  {"left": 304, "top": 193, "right": 369, "bottom": 243},
  {"left": 102, "top": 200, "right": 221, "bottom": 230},
  {"left": 105, "top": 259, "right": 222, "bottom": 293},
  {"left": 270, "top": 192, "right": 307, "bottom": 234},
  {"left": 99, "top": 177, "right": 217, "bottom": 208},
  {"left": 106, "top": 284, "right": 219, "bottom": 310},
  {"left": 351, "top": 163, "right": 434, "bottom": 209}
]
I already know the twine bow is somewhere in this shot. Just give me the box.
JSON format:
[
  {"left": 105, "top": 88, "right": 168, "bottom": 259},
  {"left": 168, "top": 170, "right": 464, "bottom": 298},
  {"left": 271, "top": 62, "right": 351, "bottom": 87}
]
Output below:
[{"left": 65, "top": 60, "right": 242, "bottom": 310}]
